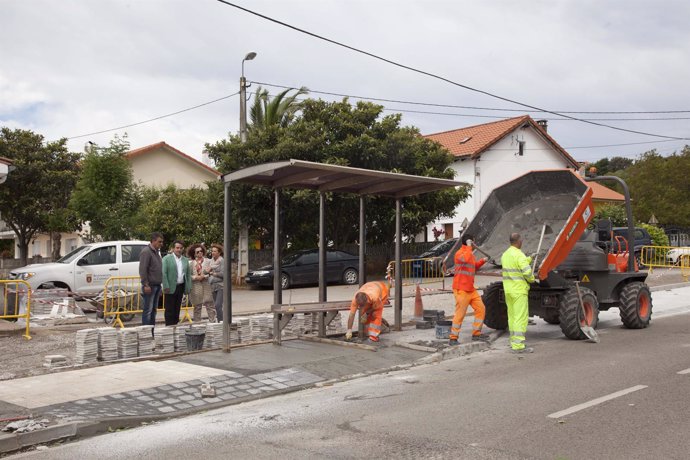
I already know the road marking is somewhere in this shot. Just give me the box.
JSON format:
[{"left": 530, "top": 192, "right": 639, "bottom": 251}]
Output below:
[
  {"left": 677, "top": 368, "right": 690, "bottom": 375},
  {"left": 547, "top": 385, "right": 648, "bottom": 419}
]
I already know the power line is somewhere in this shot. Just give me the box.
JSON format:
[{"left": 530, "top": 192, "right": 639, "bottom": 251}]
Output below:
[
  {"left": 252, "top": 80, "right": 690, "bottom": 116},
  {"left": 67, "top": 92, "right": 240, "bottom": 140},
  {"left": 216, "top": 0, "right": 689, "bottom": 141}
]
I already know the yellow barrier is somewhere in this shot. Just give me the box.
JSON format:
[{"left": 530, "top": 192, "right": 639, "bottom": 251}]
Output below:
[
  {"left": 103, "top": 276, "right": 192, "bottom": 328},
  {"left": 681, "top": 255, "right": 690, "bottom": 281},
  {"left": 640, "top": 245, "right": 690, "bottom": 272},
  {"left": 386, "top": 258, "right": 447, "bottom": 287},
  {"left": 0, "top": 280, "right": 31, "bottom": 340}
]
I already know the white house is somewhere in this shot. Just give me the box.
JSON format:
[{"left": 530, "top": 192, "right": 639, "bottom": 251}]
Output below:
[
  {"left": 5, "top": 142, "right": 220, "bottom": 259},
  {"left": 422, "top": 115, "right": 582, "bottom": 241}
]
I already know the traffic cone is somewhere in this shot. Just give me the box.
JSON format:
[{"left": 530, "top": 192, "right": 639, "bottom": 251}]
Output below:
[{"left": 412, "top": 283, "right": 424, "bottom": 321}]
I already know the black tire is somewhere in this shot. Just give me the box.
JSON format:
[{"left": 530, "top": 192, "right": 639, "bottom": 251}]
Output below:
[
  {"left": 280, "top": 273, "right": 291, "bottom": 290},
  {"left": 543, "top": 308, "right": 560, "bottom": 325},
  {"left": 558, "top": 286, "right": 599, "bottom": 340},
  {"left": 482, "top": 282, "right": 508, "bottom": 330},
  {"left": 634, "top": 251, "right": 646, "bottom": 269},
  {"left": 619, "top": 282, "right": 652, "bottom": 329},
  {"left": 342, "top": 268, "right": 358, "bottom": 285}
]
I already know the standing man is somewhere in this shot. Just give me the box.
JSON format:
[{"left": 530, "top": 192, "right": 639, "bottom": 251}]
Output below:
[
  {"left": 345, "top": 281, "right": 389, "bottom": 344},
  {"left": 449, "top": 234, "right": 491, "bottom": 346},
  {"left": 162, "top": 240, "right": 192, "bottom": 326},
  {"left": 501, "top": 233, "right": 536, "bottom": 354},
  {"left": 139, "top": 232, "right": 164, "bottom": 329}
]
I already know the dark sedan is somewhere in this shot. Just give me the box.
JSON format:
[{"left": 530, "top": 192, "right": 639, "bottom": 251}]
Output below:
[
  {"left": 245, "top": 249, "right": 359, "bottom": 289},
  {"left": 412, "top": 238, "right": 459, "bottom": 277}
]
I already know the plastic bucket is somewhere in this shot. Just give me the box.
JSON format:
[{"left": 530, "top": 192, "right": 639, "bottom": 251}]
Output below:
[
  {"left": 185, "top": 329, "right": 206, "bottom": 351},
  {"left": 435, "top": 320, "right": 452, "bottom": 339}
]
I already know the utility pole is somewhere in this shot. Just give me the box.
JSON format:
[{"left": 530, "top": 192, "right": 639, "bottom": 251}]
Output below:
[{"left": 239, "top": 51, "right": 256, "bottom": 142}]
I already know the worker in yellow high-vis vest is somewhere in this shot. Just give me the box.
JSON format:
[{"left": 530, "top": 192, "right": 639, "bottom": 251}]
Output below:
[{"left": 500, "top": 233, "right": 536, "bottom": 354}]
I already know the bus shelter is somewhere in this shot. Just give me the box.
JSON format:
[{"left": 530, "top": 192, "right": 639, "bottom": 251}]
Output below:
[{"left": 221, "top": 159, "right": 466, "bottom": 351}]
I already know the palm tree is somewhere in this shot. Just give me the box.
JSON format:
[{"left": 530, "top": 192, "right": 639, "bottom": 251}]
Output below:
[{"left": 249, "top": 86, "right": 309, "bottom": 130}]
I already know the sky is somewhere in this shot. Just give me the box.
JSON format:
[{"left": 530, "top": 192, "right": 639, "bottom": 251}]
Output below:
[{"left": 2, "top": 0, "right": 690, "bottom": 165}]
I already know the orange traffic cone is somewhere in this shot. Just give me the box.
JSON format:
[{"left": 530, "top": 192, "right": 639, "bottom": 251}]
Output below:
[{"left": 412, "top": 283, "right": 424, "bottom": 321}]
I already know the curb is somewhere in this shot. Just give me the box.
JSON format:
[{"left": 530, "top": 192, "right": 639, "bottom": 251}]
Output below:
[
  {"left": 650, "top": 281, "right": 690, "bottom": 292},
  {"left": 414, "top": 330, "right": 505, "bottom": 365}
]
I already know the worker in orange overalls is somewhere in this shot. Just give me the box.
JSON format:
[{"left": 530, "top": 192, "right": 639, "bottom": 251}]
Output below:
[
  {"left": 345, "top": 281, "right": 389, "bottom": 344},
  {"left": 449, "top": 234, "right": 491, "bottom": 346}
]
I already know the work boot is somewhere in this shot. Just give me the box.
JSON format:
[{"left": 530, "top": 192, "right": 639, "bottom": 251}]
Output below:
[
  {"left": 448, "top": 339, "right": 459, "bottom": 346},
  {"left": 367, "top": 339, "right": 379, "bottom": 346},
  {"left": 511, "top": 347, "right": 534, "bottom": 354},
  {"left": 471, "top": 333, "right": 491, "bottom": 342}
]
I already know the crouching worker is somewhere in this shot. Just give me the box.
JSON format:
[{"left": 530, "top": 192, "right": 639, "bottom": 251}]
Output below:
[
  {"left": 345, "top": 281, "right": 389, "bottom": 344},
  {"left": 449, "top": 233, "right": 491, "bottom": 346}
]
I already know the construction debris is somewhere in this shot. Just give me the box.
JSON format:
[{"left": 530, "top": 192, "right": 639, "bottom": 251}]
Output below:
[
  {"left": 199, "top": 383, "right": 216, "bottom": 398},
  {"left": 2, "top": 418, "right": 49, "bottom": 433}
]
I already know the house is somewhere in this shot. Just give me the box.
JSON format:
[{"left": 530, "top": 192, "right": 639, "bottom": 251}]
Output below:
[
  {"left": 422, "top": 115, "right": 621, "bottom": 241},
  {"left": 0, "top": 156, "right": 13, "bottom": 184},
  {"left": 4, "top": 142, "right": 220, "bottom": 259}
]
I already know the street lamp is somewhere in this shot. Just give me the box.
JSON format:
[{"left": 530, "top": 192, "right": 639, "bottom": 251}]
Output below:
[{"left": 239, "top": 51, "right": 257, "bottom": 143}]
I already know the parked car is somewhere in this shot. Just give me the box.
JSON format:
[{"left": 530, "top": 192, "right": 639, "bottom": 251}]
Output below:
[
  {"left": 667, "top": 247, "right": 690, "bottom": 265},
  {"left": 411, "top": 238, "right": 459, "bottom": 277},
  {"left": 245, "top": 249, "right": 359, "bottom": 289},
  {"left": 9, "top": 241, "right": 149, "bottom": 295}
]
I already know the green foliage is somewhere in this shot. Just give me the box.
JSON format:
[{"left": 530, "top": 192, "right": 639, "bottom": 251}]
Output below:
[
  {"left": 638, "top": 223, "right": 669, "bottom": 247},
  {"left": 0, "top": 127, "right": 81, "bottom": 264},
  {"left": 249, "top": 86, "right": 310, "bottom": 130},
  {"left": 593, "top": 204, "right": 627, "bottom": 227},
  {"left": 590, "top": 156, "right": 634, "bottom": 176},
  {"left": 132, "top": 184, "right": 223, "bottom": 250},
  {"left": 620, "top": 147, "right": 690, "bottom": 227},
  {"left": 207, "top": 99, "right": 468, "bottom": 249},
  {"left": 69, "top": 135, "right": 141, "bottom": 241}
]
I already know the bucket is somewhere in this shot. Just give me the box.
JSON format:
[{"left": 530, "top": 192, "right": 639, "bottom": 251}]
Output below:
[
  {"left": 185, "top": 329, "right": 206, "bottom": 351},
  {"left": 435, "top": 320, "right": 452, "bottom": 339}
]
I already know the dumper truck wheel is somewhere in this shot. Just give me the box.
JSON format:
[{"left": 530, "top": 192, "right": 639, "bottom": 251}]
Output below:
[
  {"left": 619, "top": 282, "right": 652, "bottom": 329},
  {"left": 558, "top": 287, "right": 599, "bottom": 340},
  {"left": 482, "top": 282, "right": 508, "bottom": 330},
  {"left": 543, "top": 309, "right": 560, "bottom": 325}
]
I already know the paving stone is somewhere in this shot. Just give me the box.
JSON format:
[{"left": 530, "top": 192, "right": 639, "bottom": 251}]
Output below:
[
  {"left": 169, "top": 390, "right": 185, "bottom": 396},
  {"left": 238, "top": 377, "right": 253, "bottom": 383},
  {"left": 158, "top": 406, "right": 175, "bottom": 413},
  {"left": 171, "top": 383, "right": 188, "bottom": 389},
  {"left": 272, "top": 383, "right": 288, "bottom": 389},
  {"left": 182, "top": 387, "right": 198, "bottom": 394},
  {"left": 137, "top": 395, "right": 154, "bottom": 402},
  {"left": 259, "top": 379, "right": 275, "bottom": 385},
  {"left": 247, "top": 389, "right": 261, "bottom": 395},
  {"left": 186, "top": 380, "right": 203, "bottom": 386},
  {"left": 188, "top": 399, "right": 207, "bottom": 407},
  {"left": 179, "top": 395, "right": 195, "bottom": 402},
  {"left": 174, "top": 403, "right": 192, "bottom": 410},
  {"left": 159, "top": 385, "right": 174, "bottom": 391},
  {"left": 259, "top": 386, "right": 274, "bottom": 392},
  {"left": 232, "top": 391, "right": 249, "bottom": 397},
  {"left": 237, "top": 384, "right": 251, "bottom": 390},
  {"left": 218, "top": 393, "right": 236, "bottom": 400},
  {"left": 273, "top": 377, "right": 290, "bottom": 383},
  {"left": 203, "top": 397, "right": 221, "bottom": 403},
  {"left": 148, "top": 401, "right": 163, "bottom": 407},
  {"left": 250, "top": 382, "right": 263, "bottom": 388},
  {"left": 163, "top": 398, "right": 180, "bottom": 404},
  {"left": 251, "top": 373, "right": 267, "bottom": 380},
  {"left": 141, "top": 388, "right": 158, "bottom": 395}
]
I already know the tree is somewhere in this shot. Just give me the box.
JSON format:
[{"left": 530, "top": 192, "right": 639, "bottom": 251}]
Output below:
[
  {"left": 70, "top": 135, "right": 141, "bottom": 241},
  {"left": 249, "top": 86, "right": 309, "bottom": 131},
  {"left": 591, "top": 156, "right": 634, "bottom": 176},
  {"left": 593, "top": 204, "right": 627, "bottom": 227},
  {"left": 207, "top": 99, "right": 469, "bottom": 249},
  {"left": 132, "top": 184, "right": 223, "bottom": 250},
  {"left": 0, "top": 128, "right": 81, "bottom": 265}
]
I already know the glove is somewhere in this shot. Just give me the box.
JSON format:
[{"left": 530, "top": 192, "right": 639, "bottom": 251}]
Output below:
[{"left": 345, "top": 330, "right": 353, "bottom": 341}]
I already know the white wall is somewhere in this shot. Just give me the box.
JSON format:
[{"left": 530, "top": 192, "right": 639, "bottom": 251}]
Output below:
[{"left": 424, "top": 126, "right": 575, "bottom": 241}]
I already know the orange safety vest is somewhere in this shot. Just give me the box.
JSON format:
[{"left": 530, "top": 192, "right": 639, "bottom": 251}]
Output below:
[
  {"left": 452, "top": 245, "right": 485, "bottom": 292},
  {"left": 349, "top": 281, "right": 389, "bottom": 314}
]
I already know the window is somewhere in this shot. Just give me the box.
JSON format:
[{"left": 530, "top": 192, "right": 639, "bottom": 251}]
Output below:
[
  {"left": 82, "top": 246, "right": 116, "bottom": 265},
  {"left": 122, "top": 244, "right": 145, "bottom": 263},
  {"left": 32, "top": 241, "right": 41, "bottom": 257},
  {"left": 298, "top": 252, "right": 318, "bottom": 265},
  {"left": 66, "top": 238, "right": 77, "bottom": 252}
]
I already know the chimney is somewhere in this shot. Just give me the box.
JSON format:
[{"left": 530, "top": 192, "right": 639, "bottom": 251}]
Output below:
[{"left": 536, "top": 119, "right": 548, "bottom": 132}]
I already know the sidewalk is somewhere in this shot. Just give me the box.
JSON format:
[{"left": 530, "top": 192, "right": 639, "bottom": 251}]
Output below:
[{"left": 0, "top": 310, "right": 498, "bottom": 455}]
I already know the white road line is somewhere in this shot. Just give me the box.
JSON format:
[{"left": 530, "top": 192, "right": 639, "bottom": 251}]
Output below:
[
  {"left": 677, "top": 368, "right": 690, "bottom": 375},
  {"left": 547, "top": 385, "right": 648, "bottom": 419}
]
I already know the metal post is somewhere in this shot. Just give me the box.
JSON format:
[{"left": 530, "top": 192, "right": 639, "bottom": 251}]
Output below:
[
  {"left": 359, "top": 196, "right": 366, "bottom": 286},
  {"left": 239, "top": 75, "right": 248, "bottom": 143},
  {"left": 222, "top": 182, "right": 232, "bottom": 353},
  {"left": 395, "top": 198, "right": 402, "bottom": 330},
  {"left": 319, "top": 192, "right": 327, "bottom": 302},
  {"left": 273, "top": 189, "right": 282, "bottom": 306}
]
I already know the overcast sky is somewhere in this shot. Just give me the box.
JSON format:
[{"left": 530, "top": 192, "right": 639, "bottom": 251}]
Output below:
[{"left": 2, "top": 0, "right": 690, "bottom": 165}]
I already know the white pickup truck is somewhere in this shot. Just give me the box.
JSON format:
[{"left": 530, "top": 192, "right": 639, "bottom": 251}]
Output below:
[{"left": 9, "top": 240, "right": 149, "bottom": 294}]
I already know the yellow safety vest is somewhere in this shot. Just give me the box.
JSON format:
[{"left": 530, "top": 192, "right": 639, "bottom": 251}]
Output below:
[{"left": 501, "top": 246, "right": 535, "bottom": 295}]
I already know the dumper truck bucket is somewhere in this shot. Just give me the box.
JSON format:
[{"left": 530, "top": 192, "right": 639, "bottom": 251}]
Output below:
[{"left": 464, "top": 169, "right": 594, "bottom": 280}]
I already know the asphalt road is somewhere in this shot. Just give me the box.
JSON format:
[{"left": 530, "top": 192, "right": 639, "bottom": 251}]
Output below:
[{"left": 12, "top": 287, "right": 690, "bottom": 459}]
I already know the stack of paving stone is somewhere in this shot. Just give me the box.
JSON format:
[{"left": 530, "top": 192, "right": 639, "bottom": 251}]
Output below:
[
  {"left": 204, "top": 322, "right": 223, "bottom": 348},
  {"left": 154, "top": 327, "right": 175, "bottom": 354},
  {"left": 173, "top": 324, "right": 190, "bottom": 352},
  {"left": 74, "top": 328, "right": 99, "bottom": 364},
  {"left": 235, "top": 317, "right": 250, "bottom": 343},
  {"left": 326, "top": 312, "right": 345, "bottom": 336},
  {"left": 295, "top": 313, "right": 313, "bottom": 335},
  {"left": 136, "top": 325, "right": 155, "bottom": 356},
  {"left": 229, "top": 323, "right": 241, "bottom": 345},
  {"left": 250, "top": 314, "right": 272, "bottom": 341},
  {"left": 97, "top": 328, "right": 118, "bottom": 361},
  {"left": 43, "top": 354, "right": 68, "bottom": 368},
  {"left": 30, "top": 289, "right": 70, "bottom": 315},
  {"left": 117, "top": 328, "right": 139, "bottom": 359}
]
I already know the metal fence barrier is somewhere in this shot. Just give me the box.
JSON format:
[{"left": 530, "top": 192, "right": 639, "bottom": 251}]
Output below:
[
  {"left": 103, "top": 276, "right": 193, "bottom": 328},
  {"left": 386, "top": 258, "right": 448, "bottom": 288},
  {"left": 0, "top": 280, "right": 32, "bottom": 340},
  {"left": 681, "top": 255, "right": 690, "bottom": 282},
  {"left": 640, "top": 245, "right": 690, "bottom": 272}
]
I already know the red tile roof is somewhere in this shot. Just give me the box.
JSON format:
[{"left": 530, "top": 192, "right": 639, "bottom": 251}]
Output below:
[
  {"left": 126, "top": 142, "right": 220, "bottom": 177},
  {"left": 424, "top": 115, "right": 579, "bottom": 168},
  {"left": 589, "top": 181, "right": 625, "bottom": 202}
]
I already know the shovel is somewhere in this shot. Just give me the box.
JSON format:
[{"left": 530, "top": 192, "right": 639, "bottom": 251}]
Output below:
[
  {"left": 471, "top": 243, "right": 498, "bottom": 266},
  {"left": 531, "top": 224, "right": 554, "bottom": 274},
  {"left": 574, "top": 281, "right": 599, "bottom": 343}
]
